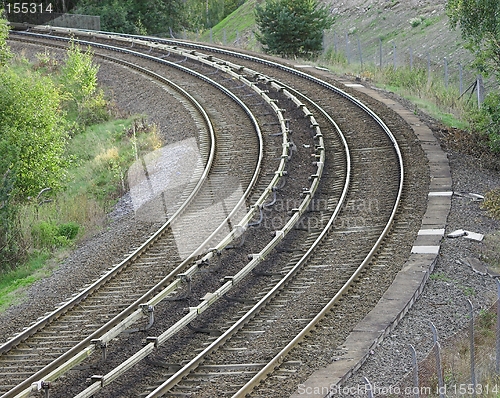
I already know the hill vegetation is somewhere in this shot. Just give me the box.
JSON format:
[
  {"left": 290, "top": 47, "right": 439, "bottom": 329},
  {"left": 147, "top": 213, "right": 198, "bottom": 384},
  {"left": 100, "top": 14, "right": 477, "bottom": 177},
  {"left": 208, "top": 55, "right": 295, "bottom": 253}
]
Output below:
[
  {"left": 0, "top": 19, "right": 161, "bottom": 308},
  {"left": 72, "top": 0, "right": 245, "bottom": 35}
]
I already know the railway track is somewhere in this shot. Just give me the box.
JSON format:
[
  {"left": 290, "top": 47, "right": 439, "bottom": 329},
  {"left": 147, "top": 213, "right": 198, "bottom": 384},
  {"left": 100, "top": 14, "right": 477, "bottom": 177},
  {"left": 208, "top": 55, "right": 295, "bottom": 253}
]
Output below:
[{"left": 2, "top": 26, "right": 430, "bottom": 398}]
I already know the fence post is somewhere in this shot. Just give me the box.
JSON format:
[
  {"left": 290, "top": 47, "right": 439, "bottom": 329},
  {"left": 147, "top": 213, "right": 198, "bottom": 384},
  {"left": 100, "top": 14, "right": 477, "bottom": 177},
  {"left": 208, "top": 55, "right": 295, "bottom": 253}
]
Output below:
[
  {"left": 379, "top": 38, "right": 382, "bottom": 68},
  {"left": 444, "top": 57, "right": 448, "bottom": 88},
  {"left": 393, "top": 42, "right": 397, "bottom": 69},
  {"left": 210, "top": 28, "right": 213, "bottom": 43},
  {"left": 345, "top": 32, "right": 350, "bottom": 64},
  {"left": 410, "top": 47, "right": 413, "bottom": 71},
  {"left": 496, "top": 279, "right": 500, "bottom": 373},
  {"left": 410, "top": 344, "right": 420, "bottom": 398},
  {"left": 430, "top": 322, "right": 445, "bottom": 398},
  {"left": 223, "top": 28, "right": 226, "bottom": 45},
  {"left": 459, "top": 62, "right": 463, "bottom": 95},
  {"left": 427, "top": 53, "right": 431, "bottom": 81},
  {"left": 357, "top": 35, "right": 363, "bottom": 69},
  {"left": 466, "top": 299, "right": 476, "bottom": 397},
  {"left": 477, "top": 74, "right": 485, "bottom": 108},
  {"left": 334, "top": 31, "right": 338, "bottom": 53}
]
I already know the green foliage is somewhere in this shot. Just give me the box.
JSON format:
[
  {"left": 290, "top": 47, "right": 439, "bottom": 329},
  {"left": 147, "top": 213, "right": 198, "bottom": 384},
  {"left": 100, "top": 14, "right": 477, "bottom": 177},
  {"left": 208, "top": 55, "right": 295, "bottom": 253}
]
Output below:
[
  {"left": 61, "top": 41, "right": 98, "bottom": 103},
  {"left": 468, "top": 92, "right": 500, "bottom": 151},
  {"left": 0, "top": 67, "right": 68, "bottom": 201},
  {"left": 0, "top": 251, "right": 50, "bottom": 311},
  {"left": 60, "top": 41, "right": 109, "bottom": 128},
  {"left": 409, "top": 16, "right": 423, "bottom": 28},
  {"left": 447, "top": 0, "right": 500, "bottom": 82},
  {"left": 75, "top": 0, "right": 188, "bottom": 34},
  {"left": 0, "top": 18, "right": 12, "bottom": 67},
  {"left": 255, "top": 0, "right": 333, "bottom": 58},
  {"left": 78, "top": 90, "right": 110, "bottom": 127},
  {"left": 31, "top": 221, "right": 79, "bottom": 249}
]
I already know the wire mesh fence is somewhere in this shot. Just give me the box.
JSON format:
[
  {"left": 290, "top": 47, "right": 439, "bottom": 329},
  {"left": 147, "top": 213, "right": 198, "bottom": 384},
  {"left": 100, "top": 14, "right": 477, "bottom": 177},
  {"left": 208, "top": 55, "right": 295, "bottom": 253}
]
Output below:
[
  {"left": 321, "top": 30, "right": 492, "bottom": 108},
  {"left": 365, "top": 283, "right": 500, "bottom": 397}
]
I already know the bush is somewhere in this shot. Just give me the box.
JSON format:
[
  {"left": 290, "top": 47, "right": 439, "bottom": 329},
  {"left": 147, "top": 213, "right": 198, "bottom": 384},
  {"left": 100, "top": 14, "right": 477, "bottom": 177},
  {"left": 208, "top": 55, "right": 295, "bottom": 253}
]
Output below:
[
  {"left": 468, "top": 92, "right": 500, "bottom": 151},
  {"left": 57, "top": 222, "right": 80, "bottom": 241},
  {"left": 31, "top": 221, "right": 80, "bottom": 250},
  {"left": 78, "top": 90, "right": 110, "bottom": 127}
]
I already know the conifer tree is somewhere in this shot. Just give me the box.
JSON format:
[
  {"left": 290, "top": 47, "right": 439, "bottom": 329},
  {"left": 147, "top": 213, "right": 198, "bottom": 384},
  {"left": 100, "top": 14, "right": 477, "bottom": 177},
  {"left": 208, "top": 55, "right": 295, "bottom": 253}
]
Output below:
[{"left": 255, "top": 0, "right": 333, "bottom": 58}]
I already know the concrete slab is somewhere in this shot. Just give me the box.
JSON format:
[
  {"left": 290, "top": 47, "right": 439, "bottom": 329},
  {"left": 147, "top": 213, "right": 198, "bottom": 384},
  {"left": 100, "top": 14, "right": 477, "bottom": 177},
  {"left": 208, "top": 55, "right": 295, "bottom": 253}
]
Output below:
[
  {"left": 418, "top": 229, "right": 445, "bottom": 236},
  {"left": 428, "top": 191, "right": 453, "bottom": 196},
  {"left": 411, "top": 246, "right": 440, "bottom": 254},
  {"left": 412, "top": 234, "right": 443, "bottom": 246}
]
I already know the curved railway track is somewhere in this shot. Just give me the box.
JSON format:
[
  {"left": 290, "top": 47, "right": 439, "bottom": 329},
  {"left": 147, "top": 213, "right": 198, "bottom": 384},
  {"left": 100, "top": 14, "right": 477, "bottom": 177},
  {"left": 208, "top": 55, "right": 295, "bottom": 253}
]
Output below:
[{"left": 1, "top": 26, "right": 430, "bottom": 398}]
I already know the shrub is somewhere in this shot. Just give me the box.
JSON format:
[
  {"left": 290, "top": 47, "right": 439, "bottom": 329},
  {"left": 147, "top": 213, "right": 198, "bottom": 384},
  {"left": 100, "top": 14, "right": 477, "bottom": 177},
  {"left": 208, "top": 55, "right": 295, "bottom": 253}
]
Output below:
[
  {"left": 31, "top": 221, "right": 80, "bottom": 249},
  {"left": 482, "top": 188, "right": 500, "bottom": 220},
  {"left": 77, "top": 90, "right": 110, "bottom": 127},
  {"left": 468, "top": 92, "right": 500, "bottom": 151},
  {"left": 57, "top": 222, "right": 80, "bottom": 241},
  {"left": 255, "top": 0, "right": 333, "bottom": 58}
]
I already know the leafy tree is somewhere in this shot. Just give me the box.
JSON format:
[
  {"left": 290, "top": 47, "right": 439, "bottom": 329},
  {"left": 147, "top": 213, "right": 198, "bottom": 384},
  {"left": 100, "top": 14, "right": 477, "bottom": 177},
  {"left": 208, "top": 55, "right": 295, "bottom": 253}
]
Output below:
[
  {"left": 0, "top": 17, "right": 12, "bottom": 67},
  {"left": 255, "top": 0, "right": 333, "bottom": 58},
  {"left": 0, "top": 67, "right": 68, "bottom": 200},
  {"left": 447, "top": 0, "right": 500, "bottom": 82},
  {"left": 0, "top": 65, "right": 68, "bottom": 267},
  {"left": 447, "top": 0, "right": 500, "bottom": 151},
  {"left": 61, "top": 41, "right": 99, "bottom": 103},
  {"left": 75, "top": 0, "right": 187, "bottom": 35}
]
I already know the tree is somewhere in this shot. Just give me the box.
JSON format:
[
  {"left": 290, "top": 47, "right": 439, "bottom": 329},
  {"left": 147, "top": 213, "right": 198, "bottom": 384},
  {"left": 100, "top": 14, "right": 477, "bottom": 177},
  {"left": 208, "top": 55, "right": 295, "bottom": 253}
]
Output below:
[
  {"left": 75, "top": 0, "right": 187, "bottom": 35},
  {"left": 447, "top": 0, "right": 500, "bottom": 82},
  {"left": 447, "top": 0, "right": 500, "bottom": 151},
  {"left": 255, "top": 0, "right": 333, "bottom": 58},
  {"left": 0, "top": 67, "right": 68, "bottom": 200},
  {"left": 0, "top": 17, "right": 12, "bottom": 67}
]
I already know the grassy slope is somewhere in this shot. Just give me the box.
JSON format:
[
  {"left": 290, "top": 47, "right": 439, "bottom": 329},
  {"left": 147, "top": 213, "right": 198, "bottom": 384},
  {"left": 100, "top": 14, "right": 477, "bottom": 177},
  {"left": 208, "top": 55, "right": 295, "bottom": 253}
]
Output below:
[
  {"left": 200, "top": 0, "right": 259, "bottom": 50},
  {"left": 203, "top": 0, "right": 472, "bottom": 126}
]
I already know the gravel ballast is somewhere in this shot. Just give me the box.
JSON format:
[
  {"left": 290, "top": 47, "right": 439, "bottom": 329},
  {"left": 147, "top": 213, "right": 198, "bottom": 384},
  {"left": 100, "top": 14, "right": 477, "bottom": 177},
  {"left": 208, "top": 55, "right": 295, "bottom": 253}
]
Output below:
[{"left": 342, "top": 95, "right": 500, "bottom": 394}]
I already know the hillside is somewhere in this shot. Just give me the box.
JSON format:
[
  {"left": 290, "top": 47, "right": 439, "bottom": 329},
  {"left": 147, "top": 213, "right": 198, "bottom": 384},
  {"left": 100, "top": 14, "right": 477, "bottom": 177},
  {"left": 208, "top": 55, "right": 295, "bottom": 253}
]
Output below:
[{"left": 205, "top": 0, "right": 471, "bottom": 81}]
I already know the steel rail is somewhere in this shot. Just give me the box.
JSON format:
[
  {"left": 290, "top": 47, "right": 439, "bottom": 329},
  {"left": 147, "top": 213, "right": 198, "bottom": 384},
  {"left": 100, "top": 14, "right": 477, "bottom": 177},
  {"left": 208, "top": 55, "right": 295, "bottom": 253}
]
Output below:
[
  {"left": 10, "top": 30, "right": 268, "bottom": 259},
  {"left": 0, "top": 34, "right": 217, "bottom": 355},
  {"left": 69, "top": 57, "right": 340, "bottom": 398},
  {"left": 47, "top": 29, "right": 404, "bottom": 398},
  {"left": 3, "top": 30, "right": 322, "bottom": 398},
  {"left": 143, "top": 105, "right": 353, "bottom": 398},
  {"left": 232, "top": 125, "right": 404, "bottom": 398},
  {"left": 124, "top": 37, "right": 405, "bottom": 398},
  {"left": 9, "top": 29, "right": 403, "bottom": 398},
  {"left": 2, "top": 32, "right": 265, "bottom": 398}
]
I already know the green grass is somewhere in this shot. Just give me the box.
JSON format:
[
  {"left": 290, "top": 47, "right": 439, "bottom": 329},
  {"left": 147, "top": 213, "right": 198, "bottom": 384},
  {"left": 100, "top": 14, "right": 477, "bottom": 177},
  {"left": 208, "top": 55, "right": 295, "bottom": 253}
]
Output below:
[
  {"left": 4, "top": 116, "right": 161, "bottom": 312},
  {"left": 319, "top": 51, "right": 473, "bottom": 129},
  {"left": 199, "top": 0, "right": 259, "bottom": 49},
  {"left": 430, "top": 272, "right": 452, "bottom": 282},
  {"left": 0, "top": 251, "right": 51, "bottom": 311}
]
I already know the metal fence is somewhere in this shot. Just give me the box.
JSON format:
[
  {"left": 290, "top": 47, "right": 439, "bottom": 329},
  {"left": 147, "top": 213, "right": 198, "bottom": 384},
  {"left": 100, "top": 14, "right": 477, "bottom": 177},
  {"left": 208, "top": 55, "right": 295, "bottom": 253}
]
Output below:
[
  {"left": 189, "top": 27, "right": 491, "bottom": 107},
  {"left": 322, "top": 30, "right": 491, "bottom": 107},
  {"left": 363, "top": 280, "right": 500, "bottom": 397}
]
